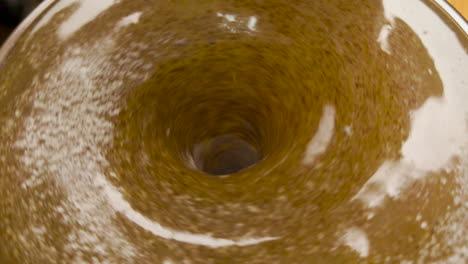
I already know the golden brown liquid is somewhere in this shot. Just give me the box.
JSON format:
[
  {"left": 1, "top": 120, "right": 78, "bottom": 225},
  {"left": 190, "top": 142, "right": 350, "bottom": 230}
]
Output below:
[{"left": 0, "top": 0, "right": 466, "bottom": 263}]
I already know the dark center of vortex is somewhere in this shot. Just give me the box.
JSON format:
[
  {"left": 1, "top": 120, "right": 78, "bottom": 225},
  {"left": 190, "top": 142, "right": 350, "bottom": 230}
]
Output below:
[{"left": 192, "top": 134, "right": 261, "bottom": 176}]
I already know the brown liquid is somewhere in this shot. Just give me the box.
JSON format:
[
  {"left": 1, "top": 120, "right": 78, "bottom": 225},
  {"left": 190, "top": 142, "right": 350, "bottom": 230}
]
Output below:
[{"left": 0, "top": 0, "right": 466, "bottom": 263}]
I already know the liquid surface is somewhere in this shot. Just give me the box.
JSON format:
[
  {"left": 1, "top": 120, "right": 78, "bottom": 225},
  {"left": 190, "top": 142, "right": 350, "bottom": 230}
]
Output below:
[{"left": 0, "top": 0, "right": 467, "bottom": 263}]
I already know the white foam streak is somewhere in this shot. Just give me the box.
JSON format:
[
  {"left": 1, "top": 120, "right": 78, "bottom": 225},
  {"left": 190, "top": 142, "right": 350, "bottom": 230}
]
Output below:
[
  {"left": 353, "top": 161, "right": 424, "bottom": 208},
  {"left": 377, "top": 24, "right": 393, "bottom": 54},
  {"left": 30, "top": 0, "right": 78, "bottom": 35},
  {"left": 248, "top": 16, "right": 257, "bottom": 31},
  {"left": 117, "top": 12, "right": 142, "bottom": 28},
  {"left": 302, "top": 104, "right": 335, "bottom": 166},
  {"left": 402, "top": 97, "right": 466, "bottom": 171},
  {"left": 216, "top": 12, "right": 258, "bottom": 33},
  {"left": 58, "top": 0, "right": 117, "bottom": 39},
  {"left": 217, "top": 12, "right": 236, "bottom": 22},
  {"left": 30, "top": 0, "right": 118, "bottom": 39},
  {"left": 342, "top": 227, "right": 370, "bottom": 258},
  {"left": 101, "top": 180, "right": 278, "bottom": 248}
]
